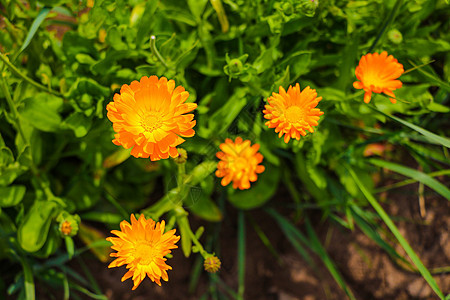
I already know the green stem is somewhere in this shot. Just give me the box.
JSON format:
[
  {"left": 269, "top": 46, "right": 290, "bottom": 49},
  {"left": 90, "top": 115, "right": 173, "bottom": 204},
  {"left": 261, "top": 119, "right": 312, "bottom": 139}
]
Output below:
[
  {"left": 1, "top": 62, "right": 54, "bottom": 200},
  {"left": 0, "top": 52, "right": 62, "bottom": 96},
  {"left": 150, "top": 35, "right": 169, "bottom": 69},
  {"left": 183, "top": 214, "right": 208, "bottom": 258},
  {"left": 0, "top": 66, "right": 27, "bottom": 143},
  {"left": 368, "top": 0, "right": 403, "bottom": 53}
]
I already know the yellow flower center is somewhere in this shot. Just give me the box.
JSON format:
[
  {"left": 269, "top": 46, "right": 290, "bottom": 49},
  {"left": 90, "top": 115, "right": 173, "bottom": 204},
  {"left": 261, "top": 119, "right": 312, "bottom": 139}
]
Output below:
[
  {"left": 134, "top": 241, "right": 157, "bottom": 265},
  {"left": 233, "top": 157, "right": 248, "bottom": 171},
  {"left": 363, "top": 71, "right": 385, "bottom": 87},
  {"left": 285, "top": 106, "right": 303, "bottom": 123},
  {"left": 141, "top": 113, "right": 162, "bottom": 132}
]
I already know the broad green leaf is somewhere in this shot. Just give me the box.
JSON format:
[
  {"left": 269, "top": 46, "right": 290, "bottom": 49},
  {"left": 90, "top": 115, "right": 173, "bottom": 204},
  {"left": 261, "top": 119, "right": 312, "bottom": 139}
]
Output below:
[
  {"left": 187, "top": 0, "right": 208, "bottom": 20},
  {"left": 33, "top": 225, "right": 61, "bottom": 258},
  {"left": 369, "top": 158, "right": 450, "bottom": 200},
  {"left": 0, "top": 147, "right": 14, "bottom": 166},
  {"left": 62, "top": 31, "right": 97, "bottom": 58},
  {"left": 18, "top": 200, "right": 59, "bottom": 253},
  {"left": 19, "top": 94, "right": 63, "bottom": 132},
  {"left": 207, "top": 88, "right": 247, "bottom": 136},
  {"left": 61, "top": 112, "right": 92, "bottom": 138},
  {"left": 185, "top": 191, "right": 222, "bottom": 222},
  {"left": 0, "top": 185, "right": 26, "bottom": 207},
  {"left": 65, "top": 78, "right": 110, "bottom": 99},
  {"left": 228, "top": 163, "right": 280, "bottom": 210}
]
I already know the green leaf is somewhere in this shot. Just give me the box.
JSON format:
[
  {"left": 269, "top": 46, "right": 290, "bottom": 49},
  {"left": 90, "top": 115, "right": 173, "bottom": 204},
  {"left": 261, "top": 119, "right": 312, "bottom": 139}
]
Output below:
[
  {"left": 369, "top": 158, "right": 450, "bottom": 200},
  {"left": 18, "top": 200, "right": 59, "bottom": 253},
  {"left": 348, "top": 166, "right": 445, "bottom": 299},
  {"left": 61, "top": 112, "right": 92, "bottom": 138},
  {"left": 18, "top": 7, "right": 51, "bottom": 55},
  {"left": 136, "top": 1, "right": 159, "bottom": 47},
  {"left": 0, "top": 147, "right": 14, "bottom": 166},
  {"left": 185, "top": 191, "right": 222, "bottom": 222},
  {"left": 207, "top": 88, "right": 247, "bottom": 136},
  {"left": 80, "top": 212, "right": 123, "bottom": 224},
  {"left": 0, "top": 185, "right": 26, "bottom": 207},
  {"left": 65, "top": 237, "right": 75, "bottom": 259},
  {"left": 19, "top": 94, "right": 63, "bottom": 132},
  {"left": 187, "top": 0, "right": 208, "bottom": 20},
  {"left": 228, "top": 163, "right": 280, "bottom": 210},
  {"left": 65, "top": 78, "right": 110, "bottom": 99},
  {"left": 176, "top": 213, "right": 192, "bottom": 257}
]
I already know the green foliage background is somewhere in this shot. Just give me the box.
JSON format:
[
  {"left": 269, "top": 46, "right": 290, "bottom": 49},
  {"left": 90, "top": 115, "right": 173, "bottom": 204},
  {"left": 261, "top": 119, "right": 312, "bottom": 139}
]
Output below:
[{"left": 0, "top": 0, "right": 449, "bottom": 299}]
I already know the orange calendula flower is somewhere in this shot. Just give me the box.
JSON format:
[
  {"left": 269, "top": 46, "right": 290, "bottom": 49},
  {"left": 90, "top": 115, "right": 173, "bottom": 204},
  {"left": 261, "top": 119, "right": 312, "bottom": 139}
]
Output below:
[
  {"left": 107, "top": 214, "right": 180, "bottom": 290},
  {"left": 215, "top": 137, "right": 265, "bottom": 190},
  {"left": 353, "top": 51, "right": 404, "bottom": 104},
  {"left": 106, "top": 76, "right": 197, "bottom": 161},
  {"left": 263, "top": 84, "right": 324, "bottom": 143}
]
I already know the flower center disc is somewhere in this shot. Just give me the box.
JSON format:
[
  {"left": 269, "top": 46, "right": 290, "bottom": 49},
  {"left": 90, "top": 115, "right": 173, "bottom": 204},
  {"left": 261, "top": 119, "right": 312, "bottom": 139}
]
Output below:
[
  {"left": 142, "top": 114, "right": 162, "bottom": 132},
  {"left": 234, "top": 157, "right": 248, "bottom": 170},
  {"left": 134, "top": 242, "right": 156, "bottom": 265},
  {"left": 285, "top": 106, "right": 303, "bottom": 123}
]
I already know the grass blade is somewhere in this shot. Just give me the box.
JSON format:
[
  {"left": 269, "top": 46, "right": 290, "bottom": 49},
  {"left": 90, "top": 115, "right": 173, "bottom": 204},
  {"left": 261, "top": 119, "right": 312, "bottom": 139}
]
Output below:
[
  {"left": 369, "top": 106, "right": 450, "bottom": 148},
  {"left": 369, "top": 158, "right": 450, "bottom": 200},
  {"left": 18, "top": 7, "right": 51, "bottom": 55},
  {"left": 347, "top": 166, "right": 445, "bottom": 299},
  {"left": 266, "top": 208, "right": 315, "bottom": 267},
  {"left": 304, "top": 218, "right": 356, "bottom": 300}
]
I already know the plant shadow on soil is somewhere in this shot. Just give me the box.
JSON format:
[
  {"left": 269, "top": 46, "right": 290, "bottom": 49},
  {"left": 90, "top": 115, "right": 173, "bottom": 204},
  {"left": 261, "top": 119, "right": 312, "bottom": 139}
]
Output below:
[{"left": 60, "top": 179, "right": 449, "bottom": 300}]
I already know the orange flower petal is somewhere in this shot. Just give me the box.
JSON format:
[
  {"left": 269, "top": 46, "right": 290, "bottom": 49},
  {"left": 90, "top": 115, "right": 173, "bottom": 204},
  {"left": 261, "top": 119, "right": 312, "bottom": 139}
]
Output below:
[
  {"left": 262, "top": 83, "right": 324, "bottom": 143},
  {"left": 107, "top": 76, "right": 197, "bottom": 161},
  {"left": 107, "top": 214, "right": 180, "bottom": 290},
  {"left": 215, "top": 137, "right": 265, "bottom": 190},
  {"left": 353, "top": 51, "right": 404, "bottom": 104}
]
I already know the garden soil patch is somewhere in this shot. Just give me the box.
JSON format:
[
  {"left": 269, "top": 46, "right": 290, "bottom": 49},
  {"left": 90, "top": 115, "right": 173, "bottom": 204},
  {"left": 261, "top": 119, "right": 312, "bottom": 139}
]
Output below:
[{"left": 69, "top": 183, "right": 449, "bottom": 300}]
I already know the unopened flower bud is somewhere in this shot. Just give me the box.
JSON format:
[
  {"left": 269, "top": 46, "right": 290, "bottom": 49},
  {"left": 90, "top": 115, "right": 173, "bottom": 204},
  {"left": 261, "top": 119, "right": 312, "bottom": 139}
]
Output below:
[
  {"left": 387, "top": 29, "right": 403, "bottom": 44},
  {"left": 57, "top": 212, "right": 81, "bottom": 237},
  {"left": 204, "top": 256, "right": 221, "bottom": 273},
  {"left": 297, "top": 0, "right": 319, "bottom": 17},
  {"left": 173, "top": 148, "right": 188, "bottom": 164}
]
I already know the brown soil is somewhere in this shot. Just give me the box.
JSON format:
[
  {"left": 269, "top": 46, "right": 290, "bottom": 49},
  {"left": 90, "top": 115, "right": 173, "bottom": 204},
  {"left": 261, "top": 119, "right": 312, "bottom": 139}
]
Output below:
[{"left": 74, "top": 183, "right": 449, "bottom": 300}]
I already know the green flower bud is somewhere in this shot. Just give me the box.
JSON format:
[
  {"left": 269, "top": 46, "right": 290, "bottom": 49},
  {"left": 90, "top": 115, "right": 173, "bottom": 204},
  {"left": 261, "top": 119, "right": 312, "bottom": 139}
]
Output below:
[
  {"left": 296, "top": 0, "right": 319, "bottom": 17},
  {"left": 57, "top": 212, "right": 81, "bottom": 237},
  {"left": 228, "top": 59, "right": 243, "bottom": 75},
  {"left": 387, "top": 29, "right": 403, "bottom": 44},
  {"left": 173, "top": 148, "right": 188, "bottom": 164}
]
